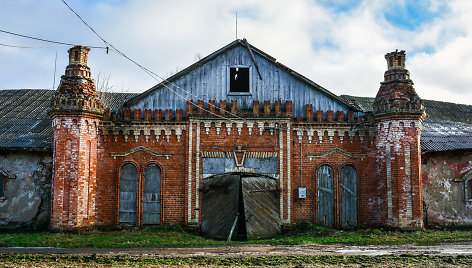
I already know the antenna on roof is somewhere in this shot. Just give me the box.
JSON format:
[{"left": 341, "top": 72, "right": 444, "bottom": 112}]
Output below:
[
  {"left": 52, "top": 51, "right": 57, "bottom": 90},
  {"left": 235, "top": 11, "right": 238, "bottom": 40}
]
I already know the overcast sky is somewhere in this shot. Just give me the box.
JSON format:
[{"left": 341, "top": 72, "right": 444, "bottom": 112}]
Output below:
[{"left": 1, "top": 0, "right": 471, "bottom": 105}]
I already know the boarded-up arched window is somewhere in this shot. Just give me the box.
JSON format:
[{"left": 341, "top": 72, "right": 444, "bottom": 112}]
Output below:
[
  {"left": 341, "top": 165, "right": 357, "bottom": 227},
  {"left": 143, "top": 164, "right": 161, "bottom": 224},
  {"left": 317, "top": 165, "right": 334, "bottom": 227},
  {"left": 119, "top": 164, "right": 138, "bottom": 224}
]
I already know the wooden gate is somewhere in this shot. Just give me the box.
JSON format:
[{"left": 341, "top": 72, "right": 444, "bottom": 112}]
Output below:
[
  {"left": 143, "top": 164, "right": 161, "bottom": 225},
  {"left": 341, "top": 165, "right": 357, "bottom": 227},
  {"left": 201, "top": 174, "right": 240, "bottom": 239},
  {"left": 242, "top": 176, "right": 280, "bottom": 239},
  {"left": 201, "top": 173, "right": 281, "bottom": 240},
  {"left": 119, "top": 163, "right": 138, "bottom": 224},
  {"left": 317, "top": 165, "right": 334, "bottom": 227}
]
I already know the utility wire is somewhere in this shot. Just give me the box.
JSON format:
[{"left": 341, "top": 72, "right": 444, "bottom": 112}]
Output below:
[
  {"left": 0, "top": 42, "right": 60, "bottom": 49},
  {"left": 60, "top": 0, "right": 247, "bottom": 123},
  {"left": 0, "top": 29, "right": 107, "bottom": 49},
  {"left": 60, "top": 0, "right": 109, "bottom": 47}
]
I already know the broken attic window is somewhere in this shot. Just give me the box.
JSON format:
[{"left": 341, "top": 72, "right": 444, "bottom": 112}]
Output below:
[{"left": 230, "top": 67, "right": 250, "bottom": 92}]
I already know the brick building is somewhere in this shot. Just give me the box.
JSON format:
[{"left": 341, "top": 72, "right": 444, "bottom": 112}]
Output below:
[
  {"left": 47, "top": 40, "right": 426, "bottom": 238},
  {"left": 2, "top": 39, "right": 471, "bottom": 234}
]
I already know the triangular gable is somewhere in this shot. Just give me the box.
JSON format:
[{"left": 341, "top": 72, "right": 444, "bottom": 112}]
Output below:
[{"left": 125, "top": 39, "right": 359, "bottom": 116}]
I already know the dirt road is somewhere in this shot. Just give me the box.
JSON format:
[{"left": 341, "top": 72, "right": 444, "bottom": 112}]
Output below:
[{"left": 2, "top": 243, "right": 472, "bottom": 257}]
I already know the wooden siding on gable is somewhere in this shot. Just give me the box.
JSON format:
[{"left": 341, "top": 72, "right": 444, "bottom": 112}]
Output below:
[{"left": 130, "top": 43, "right": 349, "bottom": 118}]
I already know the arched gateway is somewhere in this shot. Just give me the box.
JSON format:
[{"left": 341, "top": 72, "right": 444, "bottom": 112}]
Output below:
[{"left": 201, "top": 173, "right": 280, "bottom": 240}]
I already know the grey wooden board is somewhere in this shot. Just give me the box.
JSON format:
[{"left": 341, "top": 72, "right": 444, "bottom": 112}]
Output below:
[
  {"left": 341, "top": 165, "right": 357, "bottom": 227},
  {"left": 201, "top": 174, "right": 240, "bottom": 239},
  {"left": 242, "top": 176, "right": 281, "bottom": 239},
  {"left": 202, "top": 157, "right": 278, "bottom": 175},
  {"left": 130, "top": 44, "right": 350, "bottom": 118},
  {"left": 244, "top": 158, "right": 279, "bottom": 174},
  {"left": 202, "top": 158, "right": 228, "bottom": 174},
  {"left": 119, "top": 164, "right": 138, "bottom": 224},
  {"left": 143, "top": 164, "right": 161, "bottom": 225},
  {"left": 318, "top": 165, "right": 334, "bottom": 227}
]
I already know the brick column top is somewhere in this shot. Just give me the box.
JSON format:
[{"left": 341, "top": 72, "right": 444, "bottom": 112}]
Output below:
[
  {"left": 373, "top": 50, "right": 424, "bottom": 117},
  {"left": 50, "top": 46, "right": 103, "bottom": 117}
]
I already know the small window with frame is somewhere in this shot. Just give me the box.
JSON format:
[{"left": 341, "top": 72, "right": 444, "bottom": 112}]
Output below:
[{"left": 229, "top": 66, "right": 250, "bottom": 93}]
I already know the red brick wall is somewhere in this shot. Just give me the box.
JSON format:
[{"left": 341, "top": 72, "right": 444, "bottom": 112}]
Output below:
[
  {"left": 50, "top": 115, "right": 100, "bottom": 229},
  {"left": 373, "top": 115, "right": 424, "bottom": 228},
  {"left": 51, "top": 109, "right": 424, "bottom": 230},
  {"left": 95, "top": 124, "right": 187, "bottom": 226}
]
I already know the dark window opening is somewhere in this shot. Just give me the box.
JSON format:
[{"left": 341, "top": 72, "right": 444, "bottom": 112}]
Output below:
[
  {"left": 0, "top": 173, "right": 4, "bottom": 198},
  {"left": 465, "top": 177, "right": 472, "bottom": 202},
  {"left": 230, "top": 67, "right": 249, "bottom": 92},
  {"left": 74, "top": 51, "right": 79, "bottom": 61}
]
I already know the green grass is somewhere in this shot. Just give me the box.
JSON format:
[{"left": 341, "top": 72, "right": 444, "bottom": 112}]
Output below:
[
  {"left": 1, "top": 224, "right": 472, "bottom": 248},
  {"left": 2, "top": 254, "right": 472, "bottom": 266}
]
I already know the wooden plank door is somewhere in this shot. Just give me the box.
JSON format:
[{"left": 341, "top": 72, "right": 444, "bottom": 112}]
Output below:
[
  {"left": 143, "top": 164, "right": 161, "bottom": 225},
  {"left": 201, "top": 174, "right": 240, "bottom": 239},
  {"left": 242, "top": 176, "right": 281, "bottom": 239},
  {"left": 317, "top": 165, "right": 334, "bottom": 227},
  {"left": 341, "top": 165, "right": 357, "bottom": 227},
  {"left": 119, "top": 164, "right": 138, "bottom": 224}
]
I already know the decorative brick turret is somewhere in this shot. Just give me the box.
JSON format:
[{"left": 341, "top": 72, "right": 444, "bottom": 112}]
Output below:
[
  {"left": 374, "top": 50, "right": 425, "bottom": 229},
  {"left": 49, "top": 46, "right": 103, "bottom": 229},
  {"left": 373, "top": 50, "right": 424, "bottom": 115}
]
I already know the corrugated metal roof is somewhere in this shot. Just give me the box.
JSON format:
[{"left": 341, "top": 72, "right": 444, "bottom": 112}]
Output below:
[
  {"left": 1, "top": 90, "right": 470, "bottom": 153},
  {"left": 0, "top": 89, "right": 137, "bottom": 152},
  {"left": 0, "top": 90, "right": 55, "bottom": 151},
  {"left": 341, "top": 95, "right": 472, "bottom": 152}
]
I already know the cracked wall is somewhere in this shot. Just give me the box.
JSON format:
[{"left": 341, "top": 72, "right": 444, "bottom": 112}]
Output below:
[
  {"left": 0, "top": 151, "right": 52, "bottom": 229},
  {"left": 422, "top": 150, "right": 472, "bottom": 227}
]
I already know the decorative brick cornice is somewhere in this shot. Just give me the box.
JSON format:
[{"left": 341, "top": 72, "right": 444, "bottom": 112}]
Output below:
[
  {"left": 306, "top": 147, "right": 367, "bottom": 160},
  {"left": 110, "top": 145, "right": 171, "bottom": 159},
  {"left": 50, "top": 93, "right": 103, "bottom": 117}
]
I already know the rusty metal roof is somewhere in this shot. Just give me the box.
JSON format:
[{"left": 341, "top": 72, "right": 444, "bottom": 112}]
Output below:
[
  {"left": 0, "top": 89, "right": 137, "bottom": 152},
  {"left": 341, "top": 95, "right": 472, "bottom": 152}
]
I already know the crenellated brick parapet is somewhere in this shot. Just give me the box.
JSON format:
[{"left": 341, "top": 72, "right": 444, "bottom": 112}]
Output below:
[
  {"left": 114, "top": 100, "right": 358, "bottom": 123},
  {"left": 50, "top": 93, "right": 104, "bottom": 116}
]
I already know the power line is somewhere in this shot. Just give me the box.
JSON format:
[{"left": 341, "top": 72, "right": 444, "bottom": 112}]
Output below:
[
  {"left": 60, "top": 0, "right": 108, "bottom": 47},
  {"left": 0, "top": 42, "right": 60, "bottom": 49},
  {"left": 59, "top": 0, "right": 246, "bottom": 123},
  {"left": 0, "top": 29, "right": 107, "bottom": 49}
]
